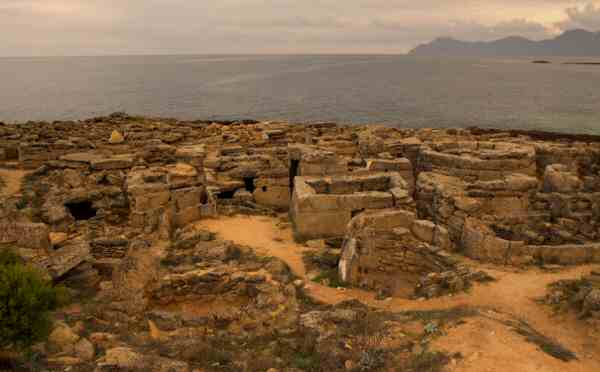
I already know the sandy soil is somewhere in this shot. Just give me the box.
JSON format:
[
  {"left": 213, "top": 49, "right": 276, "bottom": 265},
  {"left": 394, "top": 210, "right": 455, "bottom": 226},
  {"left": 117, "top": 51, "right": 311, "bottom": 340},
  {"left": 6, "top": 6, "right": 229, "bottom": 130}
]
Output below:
[
  {"left": 197, "top": 215, "right": 600, "bottom": 372},
  {"left": 198, "top": 215, "right": 310, "bottom": 277},
  {"left": 0, "top": 169, "right": 26, "bottom": 197}
]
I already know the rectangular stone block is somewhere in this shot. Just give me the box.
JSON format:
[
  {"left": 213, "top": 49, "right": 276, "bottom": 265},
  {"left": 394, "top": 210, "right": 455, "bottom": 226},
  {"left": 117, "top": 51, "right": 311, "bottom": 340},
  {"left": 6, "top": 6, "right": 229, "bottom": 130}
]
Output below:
[
  {"left": 172, "top": 187, "right": 203, "bottom": 211},
  {"left": 174, "top": 206, "right": 202, "bottom": 227},
  {"left": 133, "top": 191, "right": 171, "bottom": 212},
  {"left": 292, "top": 210, "right": 351, "bottom": 241}
]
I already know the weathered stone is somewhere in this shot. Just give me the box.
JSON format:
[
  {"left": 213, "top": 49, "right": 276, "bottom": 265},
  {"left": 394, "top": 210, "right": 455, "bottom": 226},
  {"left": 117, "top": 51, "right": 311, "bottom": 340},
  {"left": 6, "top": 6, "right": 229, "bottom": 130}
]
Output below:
[
  {"left": 91, "top": 155, "right": 134, "bottom": 170},
  {"left": 74, "top": 337, "right": 95, "bottom": 361},
  {"left": 411, "top": 220, "right": 436, "bottom": 244},
  {"left": 109, "top": 130, "right": 125, "bottom": 144},
  {"left": 543, "top": 164, "right": 582, "bottom": 193},
  {"left": 0, "top": 222, "right": 50, "bottom": 250},
  {"left": 48, "top": 321, "right": 80, "bottom": 354}
]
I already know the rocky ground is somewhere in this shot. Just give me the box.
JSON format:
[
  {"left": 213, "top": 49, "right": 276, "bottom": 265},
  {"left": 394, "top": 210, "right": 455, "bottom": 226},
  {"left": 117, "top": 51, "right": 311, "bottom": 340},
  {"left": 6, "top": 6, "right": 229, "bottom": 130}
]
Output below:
[{"left": 1, "top": 113, "right": 600, "bottom": 371}]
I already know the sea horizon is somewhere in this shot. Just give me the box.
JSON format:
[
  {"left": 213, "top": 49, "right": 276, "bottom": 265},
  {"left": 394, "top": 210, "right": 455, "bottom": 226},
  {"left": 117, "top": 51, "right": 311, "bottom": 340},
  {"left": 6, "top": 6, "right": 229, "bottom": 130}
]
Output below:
[{"left": 2, "top": 54, "right": 600, "bottom": 134}]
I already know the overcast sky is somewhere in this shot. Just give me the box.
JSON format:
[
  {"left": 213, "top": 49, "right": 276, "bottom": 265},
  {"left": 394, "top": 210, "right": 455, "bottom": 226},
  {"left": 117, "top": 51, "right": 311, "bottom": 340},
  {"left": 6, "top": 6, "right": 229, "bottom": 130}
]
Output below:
[{"left": 1, "top": 0, "right": 600, "bottom": 56}]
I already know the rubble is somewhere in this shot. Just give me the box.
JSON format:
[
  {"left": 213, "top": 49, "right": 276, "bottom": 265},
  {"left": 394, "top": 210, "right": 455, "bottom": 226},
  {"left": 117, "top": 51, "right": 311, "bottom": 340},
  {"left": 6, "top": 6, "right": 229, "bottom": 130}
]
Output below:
[{"left": 543, "top": 271, "right": 600, "bottom": 329}]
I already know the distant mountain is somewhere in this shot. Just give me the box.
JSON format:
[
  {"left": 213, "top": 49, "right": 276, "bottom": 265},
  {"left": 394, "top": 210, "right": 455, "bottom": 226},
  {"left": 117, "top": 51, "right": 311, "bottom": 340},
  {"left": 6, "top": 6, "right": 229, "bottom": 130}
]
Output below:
[{"left": 409, "top": 29, "right": 600, "bottom": 57}]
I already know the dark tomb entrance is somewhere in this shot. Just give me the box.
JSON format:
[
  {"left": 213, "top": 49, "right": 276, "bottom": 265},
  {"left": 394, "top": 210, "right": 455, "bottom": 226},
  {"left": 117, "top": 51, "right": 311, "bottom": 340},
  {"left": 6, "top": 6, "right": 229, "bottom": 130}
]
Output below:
[
  {"left": 243, "top": 177, "right": 256, "bottom": 193},
  {"left": 65, "top": 201, "right": 97, "bottom": 220},
  {"left": 289, "top": 159, "right": 300, "bottom": 191}
]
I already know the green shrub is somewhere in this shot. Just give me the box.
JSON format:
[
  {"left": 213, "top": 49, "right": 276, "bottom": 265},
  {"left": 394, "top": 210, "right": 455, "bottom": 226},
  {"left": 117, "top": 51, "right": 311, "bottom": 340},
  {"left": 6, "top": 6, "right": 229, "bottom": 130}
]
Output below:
[
  {"left": 0, "top": 251, "right": 62, "bottom": 351},
  {"left": 0, "top": 249, "right": 21, "bottom": 266}
]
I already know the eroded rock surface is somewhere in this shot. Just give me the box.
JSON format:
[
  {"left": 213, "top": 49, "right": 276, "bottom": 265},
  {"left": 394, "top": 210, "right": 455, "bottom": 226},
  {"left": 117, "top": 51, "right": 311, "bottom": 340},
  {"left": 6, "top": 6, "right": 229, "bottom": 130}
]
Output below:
[{"left": 2, "top": 114, "right": 600, "bottom": 371}]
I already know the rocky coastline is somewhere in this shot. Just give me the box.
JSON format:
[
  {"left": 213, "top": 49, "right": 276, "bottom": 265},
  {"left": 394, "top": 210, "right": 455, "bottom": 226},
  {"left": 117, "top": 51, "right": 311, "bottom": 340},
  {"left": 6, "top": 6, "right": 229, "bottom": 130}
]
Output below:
[{"left": 1, "top": 112, "right": 600, "bottom": 371}]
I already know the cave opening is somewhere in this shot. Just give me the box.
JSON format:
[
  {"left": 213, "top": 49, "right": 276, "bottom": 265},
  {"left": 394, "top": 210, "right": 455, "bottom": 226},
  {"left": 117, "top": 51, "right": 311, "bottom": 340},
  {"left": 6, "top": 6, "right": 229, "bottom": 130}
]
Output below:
[
  {"left": 351, "top": 209, "right": 365, "bottom": 218},
  {"left": 217, "top": 190, "right": 236, "bottom": 199},
  {"left": 243, "top": 177, "right": 256, "bottom": 193},
  {"left": 289, "top": 159, "right": 300, "bottom": 191},
  {"left": 65, "top": 201, "right": 97, "bottom": 221},
  {"left": 200, "top": 189, "right": 209, "bottom": 204}
]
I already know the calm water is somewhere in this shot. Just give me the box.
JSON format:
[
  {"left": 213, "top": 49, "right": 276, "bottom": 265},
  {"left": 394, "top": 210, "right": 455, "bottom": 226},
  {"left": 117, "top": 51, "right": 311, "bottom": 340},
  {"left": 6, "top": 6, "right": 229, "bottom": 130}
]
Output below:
[{"left": 1, "top": 55, "right": 599, "bottom": 134}]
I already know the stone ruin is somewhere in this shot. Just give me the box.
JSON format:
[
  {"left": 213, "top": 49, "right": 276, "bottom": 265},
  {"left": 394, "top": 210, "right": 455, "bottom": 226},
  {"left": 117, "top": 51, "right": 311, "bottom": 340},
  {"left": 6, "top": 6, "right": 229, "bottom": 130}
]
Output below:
[
  {"left": 417, "top": 140, "right": 600, "bottom": 266},
  {"left": 338, "top": 209, "right": 455, "bottom": 297},
  {"left": 290, "top": 172, "right": 412, "bottom": 241},
  {"left": 126, "top": 163, "right": 214, "bottom": 237},
  {"left": 1, "top": 116, "right": 600, "bottom": 302}
]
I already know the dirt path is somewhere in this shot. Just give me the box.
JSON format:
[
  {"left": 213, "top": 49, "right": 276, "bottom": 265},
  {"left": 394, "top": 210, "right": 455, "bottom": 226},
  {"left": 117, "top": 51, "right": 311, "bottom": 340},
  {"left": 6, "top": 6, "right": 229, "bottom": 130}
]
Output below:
[
  {"left": 0, "top": 169, "right": 26, "bottom": 197},
  {"left": 198, "top": 215, "right": 600, "bottom": 372},
  {"left": 198, "top": 215, "right": 310, "bottom": 277}
]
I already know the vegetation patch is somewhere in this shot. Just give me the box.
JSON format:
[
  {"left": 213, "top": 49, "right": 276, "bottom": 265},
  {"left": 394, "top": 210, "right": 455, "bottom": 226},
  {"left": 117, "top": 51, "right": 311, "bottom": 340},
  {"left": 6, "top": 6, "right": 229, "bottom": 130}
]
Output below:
[
  {"left": 0, "top": 248, "right": 67, "bottom": 368},
  {"left": 399, "top": 306, "right": 479, "bottom": 324},
  {"left": 303, "top": 250, "right": 347, "bottom": 288},
  {"left": 508, "top": 319, "right": 577, "bottom": 362},
  {"left": 405, "top": 350, "right": 451, "bottom": 372}
]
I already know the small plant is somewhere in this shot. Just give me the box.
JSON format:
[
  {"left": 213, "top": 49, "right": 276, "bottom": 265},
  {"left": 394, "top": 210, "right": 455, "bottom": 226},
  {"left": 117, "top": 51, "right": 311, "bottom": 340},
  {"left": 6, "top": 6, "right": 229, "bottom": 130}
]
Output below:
[
  {"left": 0, "top": 249, "right": 21, "bottom": 266},
  {"left": 311, "top": 269, "right": 348, "bottom": 288},
  {"left": 355, "top": 349, "right": 385, "bottom": 371},
  {"left": 0, "top": 249, "right": 64, "bottom": 352},
  {"left": 224, "top": 245, "right": 243, "bottom": 262},
  {"left": 424, "top": 322, "right": 440, "bottom": 335},
  {"left": 15, "top": 198, "right": 28, "bottom": 210}
]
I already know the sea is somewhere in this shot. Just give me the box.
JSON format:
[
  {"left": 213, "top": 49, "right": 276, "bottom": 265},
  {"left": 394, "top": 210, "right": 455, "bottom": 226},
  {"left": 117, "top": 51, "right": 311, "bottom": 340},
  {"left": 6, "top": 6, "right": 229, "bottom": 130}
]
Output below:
[{"left": 1, "top": 54, "right": 599, "bottom": 134}]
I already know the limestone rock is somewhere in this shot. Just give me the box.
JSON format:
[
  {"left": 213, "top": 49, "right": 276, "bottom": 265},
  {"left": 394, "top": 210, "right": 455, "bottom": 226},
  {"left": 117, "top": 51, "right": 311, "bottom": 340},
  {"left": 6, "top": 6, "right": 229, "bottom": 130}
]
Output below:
[
  {"left": 109, "top": 130, "right": 125, "bottom": 144},
  {"left": 584, "top": 289, "right": 600, "bottom": 314},
  {"left": 97, "top": 347, "right": 190, "bottom": 372},
  {"left": 543, "top": 164, "right": 581, "bottom": 193},
  {"left": 411, "top": 220, "right": 436, "bottom": 244},
  {"left": 49, "top": 232, "right": 69, "bottom": 247},
  {"left": 74, "top": 337, "right": 95, "bottom": 361},
  {"left": 47, "top": 322, "right": 80, "bottom": 354}
]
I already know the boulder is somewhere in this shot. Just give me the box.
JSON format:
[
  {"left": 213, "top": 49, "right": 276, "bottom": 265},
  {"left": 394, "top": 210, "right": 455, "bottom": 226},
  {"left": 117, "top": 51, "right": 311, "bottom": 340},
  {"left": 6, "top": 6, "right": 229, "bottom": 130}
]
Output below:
[
  {"left": 73, "top": 337, "right": 95, "bottom": 361},
  {"left": 49, "top": 232, "right": 69, "bottom": 247},
  {"left": 109, "top": 130, "right": 125, "bottom": 144},
  {"left": 47, "top": 322, "right": 80, "bottom": 354},
  {"left": 543, "top": 164, "right": 581, "bottom": 193},
  {"left": 411, "top": 220, "right": 436, "bottom": 244},
  {"left": 98, "top": 347, "right": 190, "bottom": 372},
  {"left": 583, "top": 289, "right": 600, "bottom": 314}
]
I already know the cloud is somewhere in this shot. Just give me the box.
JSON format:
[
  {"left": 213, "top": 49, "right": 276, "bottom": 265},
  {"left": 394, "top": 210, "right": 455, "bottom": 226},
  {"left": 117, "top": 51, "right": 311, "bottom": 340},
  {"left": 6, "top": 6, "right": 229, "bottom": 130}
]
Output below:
[
  {"left": 0, "top": 0, "right": 596, "bottom": 55},
  {"left": 556, "top": 3, "right": 600, "bottom": 30}
]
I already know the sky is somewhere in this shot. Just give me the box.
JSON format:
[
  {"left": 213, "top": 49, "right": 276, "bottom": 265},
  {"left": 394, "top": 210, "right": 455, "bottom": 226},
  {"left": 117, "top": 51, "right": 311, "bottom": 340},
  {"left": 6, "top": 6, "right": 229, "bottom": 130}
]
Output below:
[{"left": 1, "top": 0, "right": 600, "bottom": 56}]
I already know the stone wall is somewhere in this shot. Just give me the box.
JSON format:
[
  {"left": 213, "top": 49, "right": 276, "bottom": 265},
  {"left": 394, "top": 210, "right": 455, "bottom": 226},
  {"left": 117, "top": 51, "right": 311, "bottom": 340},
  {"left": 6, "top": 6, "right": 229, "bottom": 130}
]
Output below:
[
  {"left": 418, "top": 141, "right": 537, "bottom": 181},
  {"left": 127, "top": 163, "right": 213, "bottom": 236},
  {"left": 288, "top": 144, "right": 347, "bottom": 178},
  {"left": 461, "top": 217, "right": 600, "bottom": 265},
  {"left": 338, "top": 209, "right": 455, "bottom": 297},
  {"left": 290, "top": 172, "right": 411, "bottom": 241}
]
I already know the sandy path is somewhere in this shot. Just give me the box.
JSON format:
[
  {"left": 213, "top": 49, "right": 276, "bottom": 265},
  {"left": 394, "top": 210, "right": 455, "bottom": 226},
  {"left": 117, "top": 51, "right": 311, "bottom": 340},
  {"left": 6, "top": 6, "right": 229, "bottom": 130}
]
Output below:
[
  {"left": 0, "top": 169, "right": 26, "bottom": 197},
  {"left": 198, "top": 215, "right": 310, "bottom": 277},
  {"left": 197, "top": 215, "right": 600, "bottom": 372}
]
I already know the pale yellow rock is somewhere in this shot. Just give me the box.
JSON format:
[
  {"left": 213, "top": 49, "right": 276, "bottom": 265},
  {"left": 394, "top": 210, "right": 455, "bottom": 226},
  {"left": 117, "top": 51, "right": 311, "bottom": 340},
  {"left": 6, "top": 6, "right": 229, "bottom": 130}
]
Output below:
[
  {"left": 49, "top": 232, "right": 68, "bottom": 247},
  {"left": 148, "top": 320, "right": 163, "bottom": 341},
  {"left": 46, "top": 356, "right": 82, "bottom": 365},
  {"left": 109, "top": 130, "right": 125, "bottom": 144},
  {"left": 47, "top": 322, "right": 80, "bottom": 354},
  {"left": 169, "top": 163, "right": 198, "bottom": 177}
]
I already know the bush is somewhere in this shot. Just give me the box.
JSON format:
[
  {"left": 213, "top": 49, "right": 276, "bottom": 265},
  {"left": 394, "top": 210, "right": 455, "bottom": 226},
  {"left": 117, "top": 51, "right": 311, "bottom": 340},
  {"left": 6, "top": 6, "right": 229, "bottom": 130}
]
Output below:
[
  {"left": 0, "top": 249, "right": 21, "bottom": 266},
  {"left": 0, "top": 250, "right": 62, "bottom": 351}
]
